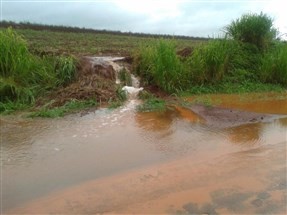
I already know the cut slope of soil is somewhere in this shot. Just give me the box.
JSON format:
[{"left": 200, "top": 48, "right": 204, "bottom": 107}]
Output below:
[{"left": 37, "top": 56, "right": 126, "bottom": 108}]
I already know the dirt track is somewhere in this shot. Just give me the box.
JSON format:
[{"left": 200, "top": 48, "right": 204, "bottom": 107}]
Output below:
[{"left": 7, "top": 142, "right": 286, "bottom": 214}]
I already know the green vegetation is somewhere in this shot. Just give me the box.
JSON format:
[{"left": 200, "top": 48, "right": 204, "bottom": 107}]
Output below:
[
  {"left": 258, "top": 42, "right": 287, "bottom": 85},
  {"left": 225, "top": 12, "right": 277, "bottom": 50},
  {"left": 107, "top": 87, "right": 127, "bottom": 109},
  {"left": 180, "top": 81, "right": 284, "bottom": 95},
  {"left": 1, "top": 28, "right": 54, "bottom": 104},
  {"left": 54, "top": 56, "right": 77, "bottom": 86},
  {"left": 0, "top": 101, "right": 30, "bottom": 115},
  {"left": 0, "top": 25, "right": 202, "bottom": 57},
  {"left": 134, "top": 12, "right": 286, "bottom": 96},
  {"left": 133, "top": 40, "right": 190, "bottom": 93},
  {"left": 0, "top": 24, "right": 201, "bottom": 116},
  {"left": 186, "top": 39, "right": 244, "bottom": 84},
  {"left": 29, "top": 99, "right": 97, "bottom": 118},
  {"left": 1, "top": 12, "right": 286, "bottom": 117},
  {"left": 0, "top": 27, "right": 77, "bottom": 114},
  {"left": 118, "top": 68, "right": 132, "bottom": 86},
  {"left": 137, "top": 97, "right": 167, "bottom": 112},
  {"left": 137, "top": 90, "right": 169, "bottom": 112}
]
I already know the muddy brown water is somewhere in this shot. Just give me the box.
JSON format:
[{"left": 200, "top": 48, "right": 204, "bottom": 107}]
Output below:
[{"left": 1, "top": 93, "right": 287, "bottom": 214}]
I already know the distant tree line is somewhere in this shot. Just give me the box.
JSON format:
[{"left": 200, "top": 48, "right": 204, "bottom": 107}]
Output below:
[{"left": 0, "top": 20, "right": 209, "bottom": 41}]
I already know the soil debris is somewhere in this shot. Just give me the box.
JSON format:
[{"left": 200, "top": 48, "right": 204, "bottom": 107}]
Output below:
[
  {"left": 37, "top": 56, "right": 124, "bottom": 107},
  {"left": 188, "top": 104, "right": 283, "bottom": 128},
  {"left": 177, "top": 47, "right": 193, "bottom": 58}
]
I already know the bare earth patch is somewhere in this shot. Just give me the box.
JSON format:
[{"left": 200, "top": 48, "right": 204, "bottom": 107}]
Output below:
[{"left": 187, "top": 104, "right": 284, "bottom": 128}]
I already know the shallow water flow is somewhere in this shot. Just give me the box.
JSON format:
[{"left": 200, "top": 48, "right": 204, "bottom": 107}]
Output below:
[{"left": 1, "top": 93, "right": 287, "bottom": 214}]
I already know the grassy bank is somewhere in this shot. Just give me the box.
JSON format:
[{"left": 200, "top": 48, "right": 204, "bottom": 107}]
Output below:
[
  {"left": 0, "top": 28, "right": 78, "bottom": 113},
  {"left": 133, "top": 12, "right": 286, "bottom": 112},
  {"left": 0, "top": 24, "right": 204, "bottom": 116},
  {"left": 1, "top": 12, "right": 286, "bottom": 116},
  {"left": 133, "top": 12, "right": 286, "bottom": 98}
]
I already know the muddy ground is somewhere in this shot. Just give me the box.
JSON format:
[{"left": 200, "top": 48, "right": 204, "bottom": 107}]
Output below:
[
  {"left": 5, "top": 53, "right": 286, "bottom": 214},
  {"left": 186, "top": 104, "right": 283, "bottom": 129},
  {"left": 35, "top": 53, "right": 286, "bottom": 129},
  {"left": 7, "top": 141, "right": 286, "bottom": 214}
]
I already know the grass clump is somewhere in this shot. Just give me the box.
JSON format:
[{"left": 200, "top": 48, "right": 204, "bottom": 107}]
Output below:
[
  {"left": 29, "top": 99, "right": 97, "bottom": 118},
  {"left": 55, "top": 56, "right": 76, "bottom": 86},
  {"left": 0, "top": 27, "right": 55, "bottom": 103},
  {"left": 0, "top": 101, "right": 30, "bottom": 114},
  {"left": 134, "top": 39, "right": 189, "bottom": 93},
  {"left": 137, "top": 90, "right": 168, "bottom": 112},
  {"left": 0, "top": 27, "right": 77, "bottom": 113},
  {"left": 137, "top": 98, "right": 167, "bottom": 112},
  {"left": 186, "top": 39, "right": 244, "bottom": 84},
  {"left": 225, "top": 12, "right": 277, "bottom": 51},
  {"left": 133, "top": 12, "right": 286, "bottom": 95},
  {"left": 107, "top": 86, "right": 127, "bottom": 109},
  {"left": 118, "top": 68, "right": 132, "bottom": 86},
  {"left": 258, "top": 42, "right": 287, "bottom": 86}
]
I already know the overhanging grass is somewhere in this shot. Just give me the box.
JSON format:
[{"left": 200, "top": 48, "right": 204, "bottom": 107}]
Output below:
[
  {"left": 0, "top": 28, "right": 77, "bottom": 113},
  {"left": 133, "top": 39, "right": 189, "bottom": 93}
]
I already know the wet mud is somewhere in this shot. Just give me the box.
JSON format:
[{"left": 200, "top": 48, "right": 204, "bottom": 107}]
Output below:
[
  {"left": 187, "top": 104, "right": 282, "bottom": 128},
  {"left": 7, "top": 142, "right": 286, "bottom": 214},
  {"left": 2, "top": 92, "right": 287, "bottom": 214}
]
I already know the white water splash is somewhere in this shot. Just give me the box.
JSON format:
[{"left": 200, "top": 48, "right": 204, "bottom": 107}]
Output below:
[
  {"left": 122, "top": 86, "right": 143, "bottom": 95},
  {"left": 86, "top": 56, "right": 144, "bottom": 109}
]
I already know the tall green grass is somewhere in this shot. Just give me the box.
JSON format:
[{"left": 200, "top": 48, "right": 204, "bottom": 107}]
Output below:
[
  {"left": 54, "top": 56, "right": 76, "bottom": 86},
  {"left": 225, "top": 12, "right": 277, "bottom": 50},
  {"left": 186, "top": 39, "right": 244, "bottom": 84},
  {"left": 0, "top": 28, "right": 53, "bottom": 103},
  {"left": 259, "top": 43, "right": 287, "bottom": 86},
  {"left": 133, "top": 12, "right": 287, "bottom": 94},
  {"left": 134, "top": 37, "right": 286, "bottom": 93},
  {"left": 118, "top": 68, "right": 132, "bottom": 86},
  {"left": 134, "top": 39, "right": 189, "bottom": 93},
  {"left": 153, "top": 40, "right": 189, "bottom": 92},
  {"left": 0, "top": 28, "right": 76, "bottom": 112},
  {"left": 133, "top": 41, "right": 157, "bottom": 85}
]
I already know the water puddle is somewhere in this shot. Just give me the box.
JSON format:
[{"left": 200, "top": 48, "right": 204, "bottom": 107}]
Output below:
[
  {"left": 185, "top": 92, "right": 287, "bottom": 114},
  {"left": 1, "top": 73, "right": 287, "bottom": 213}
]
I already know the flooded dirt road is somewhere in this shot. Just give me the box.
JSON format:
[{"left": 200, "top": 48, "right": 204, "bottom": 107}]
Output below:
[{"left": 1, "top": 92, "right": 287, "bottom": 214}]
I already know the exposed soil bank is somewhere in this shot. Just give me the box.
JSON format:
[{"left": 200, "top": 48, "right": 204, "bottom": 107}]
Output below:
[{"left": 36, "top": 56, "right": 131, "bottom": 108}]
